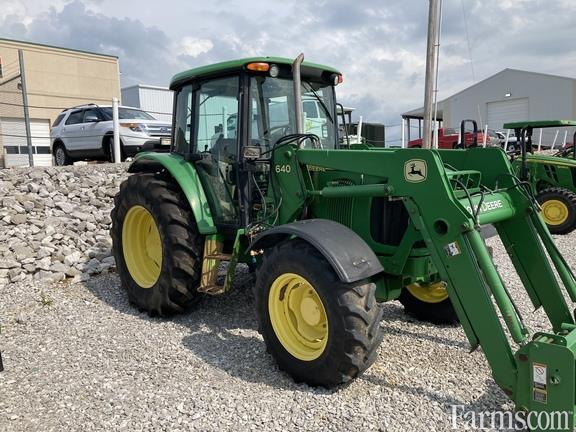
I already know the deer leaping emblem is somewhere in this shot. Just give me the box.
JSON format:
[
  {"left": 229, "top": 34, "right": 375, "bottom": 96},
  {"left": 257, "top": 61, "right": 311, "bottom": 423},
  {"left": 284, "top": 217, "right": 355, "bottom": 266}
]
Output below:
[
  {"left": 404, "top": 159, "right": 428, "bottom": 183},
  {"left": 408, "top": 163, "right": 425, "bottom": 178}
]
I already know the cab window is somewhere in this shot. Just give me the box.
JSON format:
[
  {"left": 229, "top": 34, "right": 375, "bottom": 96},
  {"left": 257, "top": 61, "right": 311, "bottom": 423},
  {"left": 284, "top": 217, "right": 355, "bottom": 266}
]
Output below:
[
  {"left": 303, "top": 100, "right": 319, "bottom": 119},
  {"left": 195, "top": 76, "right": 239, "bottom": 155},
  {"left": 249, "top": 76, "right": 337, "bottom": 151}
]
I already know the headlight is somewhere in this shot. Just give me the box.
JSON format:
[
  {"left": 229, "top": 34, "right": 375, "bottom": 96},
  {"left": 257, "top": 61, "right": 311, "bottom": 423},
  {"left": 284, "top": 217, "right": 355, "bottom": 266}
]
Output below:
[{"left": 120, "top": 122, "right": 146, "bottom": 132}]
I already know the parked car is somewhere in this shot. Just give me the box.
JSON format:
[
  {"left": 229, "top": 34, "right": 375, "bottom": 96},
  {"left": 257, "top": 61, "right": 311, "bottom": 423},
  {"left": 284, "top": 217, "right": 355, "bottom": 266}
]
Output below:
[
  {"left": 485, "top": 129, "right": 501, "bottom": 147},
  {"left": 407, "top": 127, "right": 486, "bottom": 149},
  {"left": 496, "top": 130, "right": 519, "bottom": 151},
  {"left": 50, "top": 104, "right": 172, "bottom": 166},
  {"left": 495, "top": 130, "right": 506, "bottom": 143}
]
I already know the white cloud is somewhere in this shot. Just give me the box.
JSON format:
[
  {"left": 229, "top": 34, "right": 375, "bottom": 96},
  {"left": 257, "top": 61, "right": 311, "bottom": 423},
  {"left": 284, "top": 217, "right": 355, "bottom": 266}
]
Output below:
[{"left": 179, "top": 37, "right": 214, "bottom": 58}]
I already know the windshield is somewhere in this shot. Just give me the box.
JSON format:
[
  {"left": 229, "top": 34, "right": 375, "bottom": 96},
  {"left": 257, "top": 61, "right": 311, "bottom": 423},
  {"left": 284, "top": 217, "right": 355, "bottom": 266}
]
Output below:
[
  {"left": 100, "top": 107, "right": 156, "bottom": 121},
  {"left": 249, "top": 76, "right": 337, "bottom": 152}
]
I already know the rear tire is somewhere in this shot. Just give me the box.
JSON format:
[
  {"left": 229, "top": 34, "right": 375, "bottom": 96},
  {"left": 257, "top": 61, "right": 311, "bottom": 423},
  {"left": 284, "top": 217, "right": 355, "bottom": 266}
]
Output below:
[
  {"left": 254, "top": 239, "right": 384, "bottom": 387},
  {"left": 399, "top": 282, "right": 459, "bottom": 325},
  {"left": 53, "top": 142, "right": 71, "bottom": 166},
  {"left": 111, "top": 173, "right": 204, "bottom": 316},
  {"left": 536, "top": 187, "right": 576, "bottom": 235}
]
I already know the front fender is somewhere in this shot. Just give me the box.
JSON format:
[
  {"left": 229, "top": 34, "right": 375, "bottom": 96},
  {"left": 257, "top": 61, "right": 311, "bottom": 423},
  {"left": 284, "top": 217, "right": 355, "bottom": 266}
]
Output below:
[
  {"left": 128, "top": 152, "right": 217, "bottom": 234},
  {"left": 251, "top": 219, "right": 384, "bottom": 283}
]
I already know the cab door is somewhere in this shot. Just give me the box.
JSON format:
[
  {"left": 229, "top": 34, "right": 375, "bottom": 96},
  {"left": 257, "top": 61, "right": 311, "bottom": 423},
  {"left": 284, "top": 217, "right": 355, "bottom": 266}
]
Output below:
[{"left": 192, "top": 75, "right": 241, "bottom": 227}]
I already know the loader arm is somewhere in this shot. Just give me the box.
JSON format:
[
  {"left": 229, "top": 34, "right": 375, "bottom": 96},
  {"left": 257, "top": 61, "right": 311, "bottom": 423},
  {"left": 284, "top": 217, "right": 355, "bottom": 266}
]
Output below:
[{"left": 267, "top": 145, "right": 576, "bottom": 427}]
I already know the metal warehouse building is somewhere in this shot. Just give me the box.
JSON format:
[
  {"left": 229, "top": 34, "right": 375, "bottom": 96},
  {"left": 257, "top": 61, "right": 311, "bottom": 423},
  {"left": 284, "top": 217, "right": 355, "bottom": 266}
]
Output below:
[
  {"left": 0, "top": 38, "right": 120, "bottom": 167},
  {"left": 121, "top": 84, "right": 173, "bottom": 123},
  {"left": 403, "top": 69, "right": 576, "bottom": 146}
]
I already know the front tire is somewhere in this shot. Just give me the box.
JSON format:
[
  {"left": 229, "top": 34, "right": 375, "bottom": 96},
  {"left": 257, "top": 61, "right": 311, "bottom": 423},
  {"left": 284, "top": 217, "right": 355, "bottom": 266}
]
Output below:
[
  {"left": 111, "top": 173, "right": 203, "bottom": 316},
  {"left": 536, "top": 187, "right": 576, "bottom": 235},
  {"left": 399, "top": 282, "right": 458, "bottom": 325},
  {"left": 254, "top": 240, "right": 384, "bottom": 387}
]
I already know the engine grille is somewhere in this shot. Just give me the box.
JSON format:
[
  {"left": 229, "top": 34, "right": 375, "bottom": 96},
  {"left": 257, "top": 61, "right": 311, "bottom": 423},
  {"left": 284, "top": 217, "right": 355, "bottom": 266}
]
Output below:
[{"left": 325, "top": 179, "right": 355, "bottom": 227}]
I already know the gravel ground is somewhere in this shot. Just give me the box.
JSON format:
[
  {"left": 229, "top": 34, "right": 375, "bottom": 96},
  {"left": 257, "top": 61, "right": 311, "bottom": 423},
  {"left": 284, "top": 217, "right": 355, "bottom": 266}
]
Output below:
[{"left": 1, "top": 231, "right": 574, "bottom": 432}]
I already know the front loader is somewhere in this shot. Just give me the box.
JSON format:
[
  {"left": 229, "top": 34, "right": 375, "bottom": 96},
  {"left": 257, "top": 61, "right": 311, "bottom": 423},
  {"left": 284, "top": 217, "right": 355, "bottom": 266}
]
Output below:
[{"left": 111, "top": 56, "right": 576, "bottom": 429}]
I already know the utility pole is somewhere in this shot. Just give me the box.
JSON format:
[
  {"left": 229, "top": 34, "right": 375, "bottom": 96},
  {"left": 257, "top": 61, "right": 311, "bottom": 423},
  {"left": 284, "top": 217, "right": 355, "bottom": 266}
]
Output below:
[
  {"left": 422, "top": 0, "right": 440, "bottom": 149},
  {"left": 112, "top": 97, "right": 121, "bottom": 163},
  {"left": 18, "top": 49, "right": 34, "bottom": 167}
]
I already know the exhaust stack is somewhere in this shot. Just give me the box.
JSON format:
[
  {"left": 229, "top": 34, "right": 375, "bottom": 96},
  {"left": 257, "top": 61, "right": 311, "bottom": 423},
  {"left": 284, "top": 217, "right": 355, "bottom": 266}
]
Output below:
[{"left": 292, "top": 53, "right": 305, "bottom": 134}]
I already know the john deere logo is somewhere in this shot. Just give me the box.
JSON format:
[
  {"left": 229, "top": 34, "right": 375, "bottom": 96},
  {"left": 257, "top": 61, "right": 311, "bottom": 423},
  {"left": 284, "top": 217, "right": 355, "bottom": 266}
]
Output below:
[{"left": 404, "top": 159, "right": 427, "bottom": 183}]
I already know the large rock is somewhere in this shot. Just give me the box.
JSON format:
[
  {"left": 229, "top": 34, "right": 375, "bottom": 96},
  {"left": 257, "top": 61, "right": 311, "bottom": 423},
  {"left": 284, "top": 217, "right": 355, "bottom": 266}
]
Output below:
[
  {"left": 55, "top": 201, "right": 75, "bottom": 213},
  {"left": 0, "top": 163, "right": 130, "bottom": 283},
  {"left": 11, "top": 214, "right": 27, "bottom": 225},
  {"left": 0, "top": 259, "right": 21, "bottom": 269},
  {"left": 13, "top": 245, "right": 34, "bottom": 260}
]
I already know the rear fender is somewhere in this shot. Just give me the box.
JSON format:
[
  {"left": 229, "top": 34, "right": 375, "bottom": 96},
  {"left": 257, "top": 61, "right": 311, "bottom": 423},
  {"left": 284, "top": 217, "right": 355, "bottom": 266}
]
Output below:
[{"left": 128, "top": 152, "right": 217, "bottom": 234}]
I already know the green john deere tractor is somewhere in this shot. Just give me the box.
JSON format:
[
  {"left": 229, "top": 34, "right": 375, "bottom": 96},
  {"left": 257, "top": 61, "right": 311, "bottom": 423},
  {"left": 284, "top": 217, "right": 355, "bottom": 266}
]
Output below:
[
  {"left": 112, "top": 55, "right": 576, "bottom": 428},
  {"left": 503, "top": 120, "right": 576, "bottom": 235}
]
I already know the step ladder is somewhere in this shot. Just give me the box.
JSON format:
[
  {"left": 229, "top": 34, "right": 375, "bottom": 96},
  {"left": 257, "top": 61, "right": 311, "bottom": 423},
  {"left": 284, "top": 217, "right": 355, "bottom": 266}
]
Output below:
[{"left": 198, "top": 235, "right": 237, "bottom": 295}]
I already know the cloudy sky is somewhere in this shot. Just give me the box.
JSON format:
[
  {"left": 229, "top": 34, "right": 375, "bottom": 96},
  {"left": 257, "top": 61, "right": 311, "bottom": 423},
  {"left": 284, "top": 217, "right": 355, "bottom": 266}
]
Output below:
[{"left": 2, "top": 0, "right": 575, "bottom": 139}]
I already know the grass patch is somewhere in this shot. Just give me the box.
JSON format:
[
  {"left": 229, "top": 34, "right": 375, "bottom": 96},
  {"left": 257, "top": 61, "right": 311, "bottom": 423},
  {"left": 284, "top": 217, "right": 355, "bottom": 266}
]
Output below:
[{"left": 38, "top": 291, "right": 53, "bottom": 307}]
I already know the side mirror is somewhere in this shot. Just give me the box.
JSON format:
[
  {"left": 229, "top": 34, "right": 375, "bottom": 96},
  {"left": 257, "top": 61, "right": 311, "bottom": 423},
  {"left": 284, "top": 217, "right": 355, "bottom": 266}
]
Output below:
[
  {"left": 243, "top": 145, "right": 261, "bottom": 160},
  {"left": 85, "top": 115, "right": 100, "bottom": 123}
]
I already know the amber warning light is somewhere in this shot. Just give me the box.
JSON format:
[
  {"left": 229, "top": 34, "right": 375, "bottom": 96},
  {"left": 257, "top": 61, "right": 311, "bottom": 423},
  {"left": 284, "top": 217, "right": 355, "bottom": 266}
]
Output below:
[{"left": 246, "top": 62, "right": 270, "bottom": 72}]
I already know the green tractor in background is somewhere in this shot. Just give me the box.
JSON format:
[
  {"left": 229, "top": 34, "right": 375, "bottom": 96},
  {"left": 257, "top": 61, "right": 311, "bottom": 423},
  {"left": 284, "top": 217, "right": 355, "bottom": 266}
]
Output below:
[
  {"left": 111, "top": 55, "right": 576, "bottom": 429},
  {"left": 504, "top": 120, "right": 576, "bottom": 234}
]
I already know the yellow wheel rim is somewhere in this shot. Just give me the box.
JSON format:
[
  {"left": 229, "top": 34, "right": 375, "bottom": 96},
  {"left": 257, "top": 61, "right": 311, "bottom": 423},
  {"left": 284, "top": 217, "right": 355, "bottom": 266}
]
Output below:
[
  {"left": 122, "top": 205, "right": 163, "bottom": 288},
  {"left": 406, "top": 281, "right": 449, "bottom": 304},
  {"left": 541, "top": 199, "right": 569, "bottom": 226},
  {"left": 268, "top": 273, "right": 328, "bottom": 361}
]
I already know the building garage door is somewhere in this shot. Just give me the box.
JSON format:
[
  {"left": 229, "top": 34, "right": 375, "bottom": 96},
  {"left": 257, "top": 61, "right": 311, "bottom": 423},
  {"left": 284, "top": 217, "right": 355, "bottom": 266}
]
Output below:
[
  {"left": 0, "top": 117, "right": 52, "bottom": 167},
  {"left": 486, "top": 98, "right": 529, "bottom": 131}
]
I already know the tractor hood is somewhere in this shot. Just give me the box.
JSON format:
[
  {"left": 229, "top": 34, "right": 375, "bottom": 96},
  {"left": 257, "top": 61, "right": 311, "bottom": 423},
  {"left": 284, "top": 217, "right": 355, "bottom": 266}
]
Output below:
[{"left": 524, "top": 153, "right": 576, "bottom": 168}]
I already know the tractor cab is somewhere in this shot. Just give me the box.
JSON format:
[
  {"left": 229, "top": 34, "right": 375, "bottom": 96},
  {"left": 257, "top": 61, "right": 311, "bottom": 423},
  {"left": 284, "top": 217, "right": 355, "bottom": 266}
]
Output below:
[{"left": 168, "top": 57, "right": 342, "bottom": 232}]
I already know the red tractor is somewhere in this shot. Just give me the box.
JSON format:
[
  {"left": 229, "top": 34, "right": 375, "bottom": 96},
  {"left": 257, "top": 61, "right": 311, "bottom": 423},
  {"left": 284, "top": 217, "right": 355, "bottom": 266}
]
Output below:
[{"left": 408, "top": 120, "right": 485, "bottom": 149}]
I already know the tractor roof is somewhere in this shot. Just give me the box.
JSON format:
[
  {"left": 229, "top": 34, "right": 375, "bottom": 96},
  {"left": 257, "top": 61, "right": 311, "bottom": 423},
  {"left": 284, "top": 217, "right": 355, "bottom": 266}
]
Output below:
[
  {"left": 170, "top": 57, "right": 340, "bottom": 89},
  {"left": 503, "top": 120, "right": 576, "bottom": 129}
]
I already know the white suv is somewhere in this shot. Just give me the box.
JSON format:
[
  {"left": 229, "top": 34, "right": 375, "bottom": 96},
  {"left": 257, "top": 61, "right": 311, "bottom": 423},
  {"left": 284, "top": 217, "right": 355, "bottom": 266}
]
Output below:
[{"left": 50, "top": 104, "right": 172, "bottom": 166}]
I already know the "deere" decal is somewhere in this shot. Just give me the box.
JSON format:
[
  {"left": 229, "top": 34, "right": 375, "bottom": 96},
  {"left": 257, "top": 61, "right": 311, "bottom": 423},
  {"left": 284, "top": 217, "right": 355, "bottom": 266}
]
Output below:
[{"left": 465, "top": 199, "right": 504, "bottom": 215}]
